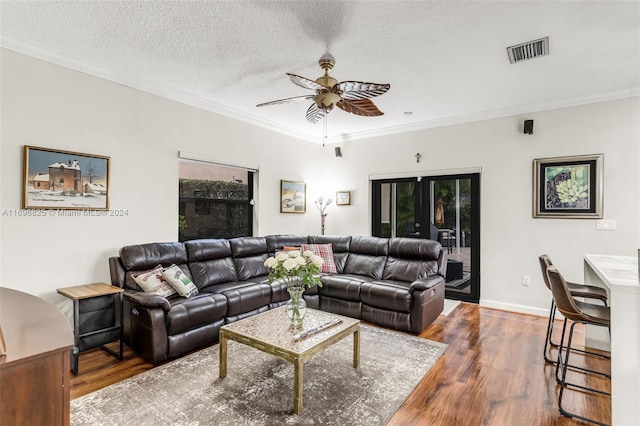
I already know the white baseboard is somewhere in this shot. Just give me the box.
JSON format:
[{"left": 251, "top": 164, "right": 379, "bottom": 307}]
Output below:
[{"left": 479, "top": 299, "right": 550, "bottom": 318}]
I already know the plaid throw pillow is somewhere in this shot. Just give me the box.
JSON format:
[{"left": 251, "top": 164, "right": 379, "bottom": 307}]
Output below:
[{"left": 302, "top": 243, "right": 338, "bottom": 274}]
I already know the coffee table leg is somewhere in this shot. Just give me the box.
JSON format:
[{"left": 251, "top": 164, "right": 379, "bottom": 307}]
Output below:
[
  {"left": 219, "top": 332, "right": 227, "bottom": 378},
  {"left": 293, "top": 359, "right": 303, "bottom": 414},
  {"left": 353, "top": 327, "right": 360, "bottom": 368}
]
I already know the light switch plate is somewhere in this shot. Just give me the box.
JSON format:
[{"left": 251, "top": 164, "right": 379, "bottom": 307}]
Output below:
[{"left": 596, "top": 219, "right": 616, "bottom": 230}]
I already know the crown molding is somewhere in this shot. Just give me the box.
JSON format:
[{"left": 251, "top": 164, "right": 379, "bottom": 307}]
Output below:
[
  {"left": 3, "top": 35, "right": 639, "bottom": 146},
  {"left": 0, "top": 36, "right": 321, "bottom": 144},
  {"left": 331, "top": 87, "right": 640, "bottom": 144}
]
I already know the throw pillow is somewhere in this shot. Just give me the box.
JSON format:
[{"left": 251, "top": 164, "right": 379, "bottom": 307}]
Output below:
[
  {"left": 276, "top": 245, "right": 302, "bottom": 256},
  {"left": 162, "top": 264, "right": 199, "bottom": 298},
  {"left": 131, "top": 265, "right": 176, "bottom": 297},
  {"left": 302, "top": 243, "right": 338, "bottom": 274}
]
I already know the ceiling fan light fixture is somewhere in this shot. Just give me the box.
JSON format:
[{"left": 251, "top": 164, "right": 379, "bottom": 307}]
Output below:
[{"left": 314, "top": 92, "right": 341, "bottom": 109}]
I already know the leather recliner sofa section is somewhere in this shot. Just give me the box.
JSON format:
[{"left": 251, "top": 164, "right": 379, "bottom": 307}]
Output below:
[{"left": 109, "top": 234, "right": 447, "bottom": 364}]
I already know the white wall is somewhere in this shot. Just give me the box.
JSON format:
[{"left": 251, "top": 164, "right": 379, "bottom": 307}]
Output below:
[
  {"left": 320, "top": 97, "right": 640, "bottom": 314},
  {"left": 0, "top": 49, "right": 324, "bottom": 307},
  {"left": 2, "top": 48, "right": 638, "bottom": 318}
]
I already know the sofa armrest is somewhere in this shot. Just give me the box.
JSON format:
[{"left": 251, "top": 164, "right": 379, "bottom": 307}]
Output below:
[
  {"left": 410, "top": 275, "right": 444, "bottom": 292},
  {"left": 124, "top": 290, "right": 171, "bottom": 312}
]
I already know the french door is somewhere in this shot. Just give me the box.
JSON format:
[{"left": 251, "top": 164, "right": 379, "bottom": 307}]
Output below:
[{"left": 371, "top": 173, "right": 480, "bottom": 303}]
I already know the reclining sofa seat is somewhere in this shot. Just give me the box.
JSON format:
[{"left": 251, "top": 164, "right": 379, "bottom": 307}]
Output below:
[
  {"left": 362, "top": 237, "right": 445, "bottom": 333},
  {"left": 319, "top": 236, "right": 387, "bottom": 318},
  {"left": 109, "top": 234, "right": 446, "bottom": 364},
  {"left": 319, "top": 236, "right": 445, "bottom": 333},
  {"left": 186, "top": 237, "right": 272, "bottom": 323},
  {"left": 109, "top": 242, "right": 228, "bottom": 364}
]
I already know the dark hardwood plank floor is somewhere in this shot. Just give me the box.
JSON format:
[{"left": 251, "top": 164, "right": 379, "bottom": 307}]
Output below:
[{"left": 71, "top": 303, "right": 611, "bottom": 425}]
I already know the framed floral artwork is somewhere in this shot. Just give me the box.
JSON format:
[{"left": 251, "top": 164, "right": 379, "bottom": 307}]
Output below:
[
  {"left": 280, "top": 180, "right": 306, "bottom": 213},
  {"left": 533, "top": 154, "right": 603, "bottom": 218},
  {"left": 23, "top": 145, "right": 110, "bottom": 210}
]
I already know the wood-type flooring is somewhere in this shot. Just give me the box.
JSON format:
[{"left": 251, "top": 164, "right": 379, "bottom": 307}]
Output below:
[{"left": 71, "top": 303, "right": 611, "bottom": 425}]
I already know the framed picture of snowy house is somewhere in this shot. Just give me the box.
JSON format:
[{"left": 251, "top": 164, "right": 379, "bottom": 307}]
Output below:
[{"left": 22, "top": 146, "right": 110, "bottom": 210}]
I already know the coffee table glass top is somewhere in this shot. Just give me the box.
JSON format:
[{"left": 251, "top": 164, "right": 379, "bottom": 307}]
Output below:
[{"left": 220, "top": 306, "right": 359, "bottom": 353}]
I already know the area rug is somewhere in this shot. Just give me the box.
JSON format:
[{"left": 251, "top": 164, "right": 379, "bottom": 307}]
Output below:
[{"left": 71, "top": 325, "right": 447, "bottom": 426}]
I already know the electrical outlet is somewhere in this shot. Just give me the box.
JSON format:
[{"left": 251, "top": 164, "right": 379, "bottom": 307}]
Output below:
[{"left": 522, "top": 275, "right": 531, "bottom": 286}]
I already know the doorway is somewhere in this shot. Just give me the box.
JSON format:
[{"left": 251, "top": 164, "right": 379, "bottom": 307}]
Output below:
[{"left": 371, "top": 173, "right": 480, "bottom": 303}]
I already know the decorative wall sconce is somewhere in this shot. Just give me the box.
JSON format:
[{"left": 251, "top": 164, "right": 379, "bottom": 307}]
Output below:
[{"left": 314, "top": 196, "right": 334, "bottom": 235}]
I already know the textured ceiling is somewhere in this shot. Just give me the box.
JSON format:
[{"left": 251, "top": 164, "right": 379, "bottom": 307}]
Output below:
[{"left": 1, "top": 1, "right": 639, "bottom": 144}]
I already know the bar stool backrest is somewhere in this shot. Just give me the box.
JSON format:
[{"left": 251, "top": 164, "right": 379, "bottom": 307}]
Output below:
[
  {"left": 539, "top": 255, "right": 553, "bottom": 291},
  {"left": 546, "top": 265, "right": 584, "bottom": 322}
]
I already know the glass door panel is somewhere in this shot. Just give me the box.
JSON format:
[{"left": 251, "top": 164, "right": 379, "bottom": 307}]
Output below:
[
  {"left": 428, "top": 176, "right": 478, "bottom": 301},
  {"left": 372, "top": 179, "right": 419, "bottom": 238},
  {"left": 372, "top": 174, "right": 480, "bottom": 303}
]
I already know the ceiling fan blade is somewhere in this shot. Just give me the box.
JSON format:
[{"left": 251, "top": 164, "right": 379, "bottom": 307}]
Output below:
[
  {"left": 305, "top": 103, "right": 329, "bottom": 124},
  {"left": 337, "top": 98, "right": 384, "bottom": 117},
  {"left": 337, "top": 81, "right": 391, "bottom": 100},
  {"left": 287, "top": 73, "right": 325, "bottom": 91},
  {"left": 256, "top": 95, "right": 314, "bottom": 107}
]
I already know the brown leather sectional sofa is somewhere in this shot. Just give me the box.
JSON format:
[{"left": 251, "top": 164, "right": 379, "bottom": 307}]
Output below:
[{"left": 109, "top": 234, "right": 447, "bottom": 364}]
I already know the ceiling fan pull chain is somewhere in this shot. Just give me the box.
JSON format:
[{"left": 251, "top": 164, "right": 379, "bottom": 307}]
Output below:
[{"left": 323, "top": 113, "right": 327, "bottom": 147}]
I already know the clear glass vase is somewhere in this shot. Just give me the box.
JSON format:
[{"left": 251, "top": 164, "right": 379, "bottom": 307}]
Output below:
[{"left": 286, "top": 286, "right": 307, "bottom": 329}]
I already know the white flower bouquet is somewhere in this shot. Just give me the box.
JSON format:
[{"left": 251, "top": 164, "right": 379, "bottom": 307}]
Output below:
[{"left": 264, "top": 250, "right": 324, "bottom": 289}]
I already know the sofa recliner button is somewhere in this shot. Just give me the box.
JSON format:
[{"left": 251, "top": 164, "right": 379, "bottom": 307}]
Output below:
[{"left": 132, "top": 308, "right": 139, "bottom": 316}]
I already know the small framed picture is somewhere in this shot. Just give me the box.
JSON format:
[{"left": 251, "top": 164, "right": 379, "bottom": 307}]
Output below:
[
  {"left": 23, "top": 145, "right": 110, "bottom": 210},
  {"left": 533, "top": 153, "right": 603, "bottom": 218},
  {"left": 336, "top": 191, "right": 351, "bottom": 206},
  {"left": 281, "top": 180, "right": 306, "bottom": 213}
]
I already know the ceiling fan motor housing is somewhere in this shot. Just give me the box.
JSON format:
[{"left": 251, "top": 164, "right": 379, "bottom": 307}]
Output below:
[{"left": 315, "top": 75, "right": 338, "bottom": 88}]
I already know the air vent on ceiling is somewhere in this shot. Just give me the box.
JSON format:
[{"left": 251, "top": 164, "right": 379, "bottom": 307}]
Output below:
[{"left": 507, "top": 36, "right": 549, "bottom": 64}]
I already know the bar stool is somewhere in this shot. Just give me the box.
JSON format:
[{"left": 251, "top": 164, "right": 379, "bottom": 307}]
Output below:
[
  {"left": 546, "top": 265, "right": 611, "bottom": 426},
  {"left": 538, "top": 255, "right": 608, "bottom": 364}
]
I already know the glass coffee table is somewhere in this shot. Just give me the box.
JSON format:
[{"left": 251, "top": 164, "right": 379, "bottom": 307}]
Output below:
[{"left": 219, "top": 306, "right": 360, "bottom": 414}]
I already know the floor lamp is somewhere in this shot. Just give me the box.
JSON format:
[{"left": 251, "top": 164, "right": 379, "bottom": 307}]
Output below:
[{"left": 315, "top": 196, "right": 333, "bottom": 235}]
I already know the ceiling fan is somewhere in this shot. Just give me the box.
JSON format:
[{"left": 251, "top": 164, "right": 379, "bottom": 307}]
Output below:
[{"left": 257, "top": 53, "right": 390, "bottom": 124}]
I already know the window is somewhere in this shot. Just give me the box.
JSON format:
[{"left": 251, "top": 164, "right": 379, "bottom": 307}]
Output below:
[
  {"left": 178, "top": 161, "right": 253, "bottom": 241},
  {"left": 194, "top": 200, "right": 210, "bottom": 215}
]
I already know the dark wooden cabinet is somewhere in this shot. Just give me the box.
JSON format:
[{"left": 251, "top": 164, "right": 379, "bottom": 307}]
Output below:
[{"left": 0, "top": 287, "right": 74, "bottom": 425}]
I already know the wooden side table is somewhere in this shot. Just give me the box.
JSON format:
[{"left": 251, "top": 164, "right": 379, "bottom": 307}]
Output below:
[{"left": 57, "top": 282, "right": 124, "bottom": 375}]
